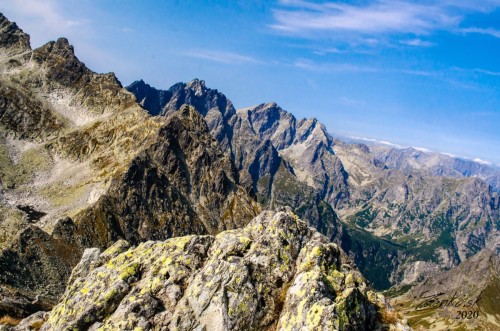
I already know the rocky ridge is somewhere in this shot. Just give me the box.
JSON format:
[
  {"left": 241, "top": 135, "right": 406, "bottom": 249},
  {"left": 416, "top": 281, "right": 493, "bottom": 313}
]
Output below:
[
  {"left": 21, "top": 209, "right": 409, "bottom": 331},
  {"left": 0, "top": 13, "right": 258, "bottom": 320},
  {"left": 127, "top": 80, "right": 349, "bottom": 243},
  {"left": 127, "top": 79, "right": 500, "bottom": 291}
]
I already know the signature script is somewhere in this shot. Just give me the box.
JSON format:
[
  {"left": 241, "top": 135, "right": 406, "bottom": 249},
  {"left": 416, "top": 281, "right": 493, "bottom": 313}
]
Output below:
[{"left": 414, "top": 290, "right": 482, "bottom": 311}]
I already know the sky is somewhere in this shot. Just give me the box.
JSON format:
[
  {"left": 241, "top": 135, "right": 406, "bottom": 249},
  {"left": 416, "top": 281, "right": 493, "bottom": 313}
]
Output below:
[{"left": 2, "top": 0, "right": 500, "bottom": 165}]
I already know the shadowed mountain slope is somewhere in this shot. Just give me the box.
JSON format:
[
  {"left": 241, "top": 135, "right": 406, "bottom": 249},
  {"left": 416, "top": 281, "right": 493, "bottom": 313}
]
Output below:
[{"left": 0, "top": 13, "right": 258, "bottom": 320}]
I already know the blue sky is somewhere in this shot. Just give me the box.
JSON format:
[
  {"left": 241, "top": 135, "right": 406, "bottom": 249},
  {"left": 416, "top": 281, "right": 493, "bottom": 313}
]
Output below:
[{"left": 2, "top": 0, "right": 500, "bottom": 165}]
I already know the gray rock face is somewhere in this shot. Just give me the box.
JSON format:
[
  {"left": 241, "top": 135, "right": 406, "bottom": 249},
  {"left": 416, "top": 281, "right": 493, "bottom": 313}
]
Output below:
[
  {"left": 240, "top": 103, "right": 350, "bottom": 208},
  {"left": 0, "top": 13, "right": 258, "bottom": 320},
  {"left": 0, "top": 13, "right": 30, "bottom": 57},
  {"left": 0, "top": 80, "right": 64, "bottom": 140},
  {"left": 333, "top": 140, "right": 500, "bottom": 288},
  {"left": 242, "top": 102, "right": 296, "bottom": 150},
  {"left": 38, "top": 210, "right": 410, "bottom": 331},
  {"left": 126, "top": 80, "right": 347, "bottom": 245}
]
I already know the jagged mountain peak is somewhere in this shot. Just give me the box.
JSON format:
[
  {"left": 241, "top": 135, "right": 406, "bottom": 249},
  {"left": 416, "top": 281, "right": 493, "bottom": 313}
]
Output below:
[
  {"left": 0, "top": 13, "right": 31, "bottom": 57},
  {"left": 243, "top": 102, "right": 296, "bottom": 150},
  {"left": 31, "top": 37, "right": 124, "bottom": 91},
  {"left": 295, "top": 116, "right": 332, "bottom": 146},
  {"left": 185, "top": 77, "right": 207, "bottom": 95},
  {"left": 127, "top": 78, "right": 349, "bottom": 226}
]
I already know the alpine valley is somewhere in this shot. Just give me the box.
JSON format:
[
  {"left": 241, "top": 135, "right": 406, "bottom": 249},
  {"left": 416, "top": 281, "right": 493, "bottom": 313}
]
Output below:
[{"left": 0, "top": 12, "right": 498, "bottom": 331}]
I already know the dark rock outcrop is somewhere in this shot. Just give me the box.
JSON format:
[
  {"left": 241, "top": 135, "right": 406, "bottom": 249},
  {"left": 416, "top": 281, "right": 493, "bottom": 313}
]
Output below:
[
  {"left": 0, "top": 13, "right": 258, "bottom": 320},
  {"left": 0, "top": 13, "right": 30, "bottom": 57}
]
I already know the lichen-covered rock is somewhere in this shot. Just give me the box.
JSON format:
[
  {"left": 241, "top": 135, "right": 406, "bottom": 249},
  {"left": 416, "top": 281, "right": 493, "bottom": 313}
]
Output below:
[{"left": 40, "top": 210, "right": 409, "bottom": 331}]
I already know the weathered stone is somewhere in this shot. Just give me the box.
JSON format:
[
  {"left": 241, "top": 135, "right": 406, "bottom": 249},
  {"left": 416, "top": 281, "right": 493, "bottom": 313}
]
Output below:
[{"left": 40, "top": 210, "right": 410, "bottom": 331}]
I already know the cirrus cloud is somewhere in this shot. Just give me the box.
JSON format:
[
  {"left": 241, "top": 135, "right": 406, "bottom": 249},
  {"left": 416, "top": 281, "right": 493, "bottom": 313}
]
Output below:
[{"left": 271, "top": 0, "right": 500, "bottom": 45}]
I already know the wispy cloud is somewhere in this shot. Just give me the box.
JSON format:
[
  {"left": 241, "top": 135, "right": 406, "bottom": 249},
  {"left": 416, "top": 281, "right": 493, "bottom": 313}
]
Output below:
[
  {"left": 313, "top": 47, "right": 343, "bottom": 55},
  {"left": 182, "top": 50, "right": 263, "bottom": 65},
  {"left": 399, "top": 38, "right": 435, "bottom": 47},
  {"left": 293, "top": 58, "right": 437, "bottom": 77},
  {"left": 474, "top": 68, "right": 500, "bottom": 76},
  {"left": 271, "top": 0, "right": 500, "bottom": 46},
  {"left": 452, "top": 66, "right": 500, "bottom": 77},
  {"left": 271, "top": 1, "right": 460, "bottom": 36},
  {"left": 293, "top": 58, "right": 379, "bottom": 73},
  {"left": 2, "top": 0, "right": 88, "bottom": 47},
  {"left": 337, "top": 96, "right": 365, "bottom": 106},
  {"left": 395, "top": 69, "right": 435, "bottom": 77},
  {"left": 460, "top": 27, "right": 500, "bottom": 38}
]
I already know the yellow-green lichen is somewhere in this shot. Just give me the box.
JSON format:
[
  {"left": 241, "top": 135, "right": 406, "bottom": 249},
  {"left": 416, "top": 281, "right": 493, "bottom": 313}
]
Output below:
[
  {"left": 118, "top": 263, "right": 140, "bottom": 281},
  {"left": 306, "top": 302, "right": 325, "bottom": 329}
]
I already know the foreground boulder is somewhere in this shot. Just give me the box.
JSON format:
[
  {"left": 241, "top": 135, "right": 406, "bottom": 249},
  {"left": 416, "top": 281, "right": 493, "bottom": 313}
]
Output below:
[{"left": 32, "top": 209, "right": 409, "bottom": 331}]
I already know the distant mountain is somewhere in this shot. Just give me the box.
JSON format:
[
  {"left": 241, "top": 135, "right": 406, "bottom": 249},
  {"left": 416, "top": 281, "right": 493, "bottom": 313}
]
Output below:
[
  {"left": 332, "top": 140, "right": 499, "bottom": 287},
  {"left": 335, "top": 136, "right": 500, "bottom": 191},
  {"left": 393, "top": 249, "right": 500, "bottom": 330},
  {"left": 128, "top": 79, "right": 500, "bottom": 291},
  {"left": 370, "top": 145, "right": 500, "bottom": 190}
]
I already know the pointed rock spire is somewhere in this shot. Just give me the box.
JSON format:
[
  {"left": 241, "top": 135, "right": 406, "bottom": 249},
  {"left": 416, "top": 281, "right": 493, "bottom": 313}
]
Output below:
[{"left": 0, "top": 12, "right": 31, "bottom": 57}]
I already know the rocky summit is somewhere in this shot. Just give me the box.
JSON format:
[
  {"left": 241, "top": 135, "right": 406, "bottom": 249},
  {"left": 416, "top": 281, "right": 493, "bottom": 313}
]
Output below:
[{"left": 17, "top": 209, "right": 409, "bottom": 331}]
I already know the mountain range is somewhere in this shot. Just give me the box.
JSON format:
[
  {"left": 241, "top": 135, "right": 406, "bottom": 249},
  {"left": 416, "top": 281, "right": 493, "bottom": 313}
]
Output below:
[
  {"left": 127, "top": 78, "right": 500, "bottom": 291},
  {"left": 0, "top": 12, "right": 498, "bottom": 330}
]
